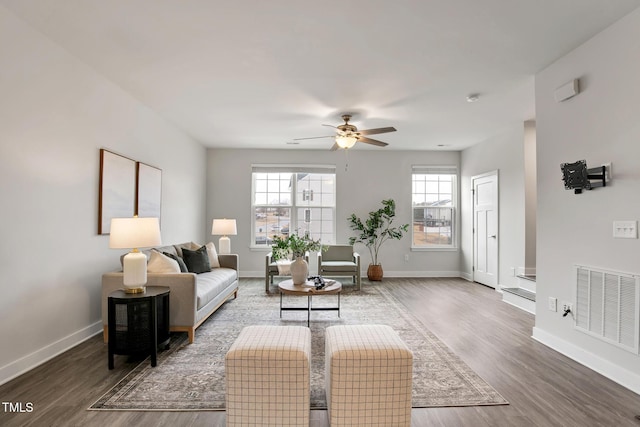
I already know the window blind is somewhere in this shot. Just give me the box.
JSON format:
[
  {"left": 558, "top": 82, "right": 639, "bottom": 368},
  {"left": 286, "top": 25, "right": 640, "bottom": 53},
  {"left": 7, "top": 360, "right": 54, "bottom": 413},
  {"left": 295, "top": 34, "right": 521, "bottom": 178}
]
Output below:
[
  {"left": 412, "top": 165, "right": 458, "bottom": 175},
  {"left": 252, "top": 164, "right": 336, "bottom": 174}
]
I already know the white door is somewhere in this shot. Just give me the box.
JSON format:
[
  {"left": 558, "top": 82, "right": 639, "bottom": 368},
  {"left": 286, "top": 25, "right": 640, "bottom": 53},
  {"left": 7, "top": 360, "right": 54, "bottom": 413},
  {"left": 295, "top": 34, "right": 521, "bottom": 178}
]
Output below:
[{"left": 473, "top": 172, "right": 498, "bottom": 288}]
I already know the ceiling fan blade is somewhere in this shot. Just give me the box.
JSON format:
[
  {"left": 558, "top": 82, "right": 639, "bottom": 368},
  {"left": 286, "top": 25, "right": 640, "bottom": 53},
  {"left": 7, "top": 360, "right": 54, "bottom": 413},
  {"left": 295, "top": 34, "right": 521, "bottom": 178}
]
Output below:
[
  {"left": 358, "top": 126, "right": 397, "bottom": 136},
  {"left": 293, "top": 135, "right": 334, "bottom": 141},
  {"left": 330, "top": 142, "right": 339, "bottom": 151},
  {"left": 358, "top": 136, "right": 388, "bottom": 147}
]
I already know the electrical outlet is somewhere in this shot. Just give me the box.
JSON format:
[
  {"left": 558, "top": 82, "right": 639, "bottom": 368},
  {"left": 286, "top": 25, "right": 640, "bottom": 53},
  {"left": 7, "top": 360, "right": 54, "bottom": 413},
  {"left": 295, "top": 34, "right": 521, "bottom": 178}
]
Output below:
[
  {"left": 510, "top": 267, "right": 516, "bottom": 277},
  {"left": 548, "top": 297, "right": 557, "bottom": 312},
  {"left": 562, "top": 302, "right": 573, "bottom": 313},
  {"left": 613, "top": 220, "right": 637, "bottom": 239},
  {"left": 404, "top": 254, "right": 409, "bottom": 262}
]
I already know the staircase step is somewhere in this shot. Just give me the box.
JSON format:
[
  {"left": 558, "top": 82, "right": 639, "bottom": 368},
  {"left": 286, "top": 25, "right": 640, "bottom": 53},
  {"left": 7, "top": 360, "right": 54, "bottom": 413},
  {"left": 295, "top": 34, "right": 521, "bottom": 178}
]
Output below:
[
  {"left": 516, "top": 275, "right": 536, "bottom": 293},
  {"left": 502, "top": 287, "right": 536, "bottom": 314},
  {"left": 502, "top": 288, "right": 536, "bottom": 315},
  {"left": 502, "top": 287, "right": 536, "bottom": 301}
]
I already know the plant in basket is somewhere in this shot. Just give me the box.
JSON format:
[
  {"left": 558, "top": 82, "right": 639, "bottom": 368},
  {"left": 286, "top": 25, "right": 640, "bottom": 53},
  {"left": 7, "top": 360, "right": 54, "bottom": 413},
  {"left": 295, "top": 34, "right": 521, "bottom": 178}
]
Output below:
[{"left": 348, "top": 199, "right": 409, "bottom": 281}]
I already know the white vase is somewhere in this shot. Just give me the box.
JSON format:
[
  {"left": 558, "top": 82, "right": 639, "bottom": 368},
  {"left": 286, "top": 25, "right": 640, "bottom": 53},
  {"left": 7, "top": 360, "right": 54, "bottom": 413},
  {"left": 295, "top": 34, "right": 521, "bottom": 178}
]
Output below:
[{"left": 290, "top": 256, "right": 309, "bottom": 285}]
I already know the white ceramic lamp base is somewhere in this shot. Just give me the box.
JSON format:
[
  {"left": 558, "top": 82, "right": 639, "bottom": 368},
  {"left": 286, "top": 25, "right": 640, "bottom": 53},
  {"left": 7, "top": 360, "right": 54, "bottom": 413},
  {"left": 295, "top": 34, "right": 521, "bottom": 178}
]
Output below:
[
  {"left": 122, "top": 250, "right": 148, "bottom": 293},
  {"left": 218, "top": 236, "right": 231, "bottom": 254}
]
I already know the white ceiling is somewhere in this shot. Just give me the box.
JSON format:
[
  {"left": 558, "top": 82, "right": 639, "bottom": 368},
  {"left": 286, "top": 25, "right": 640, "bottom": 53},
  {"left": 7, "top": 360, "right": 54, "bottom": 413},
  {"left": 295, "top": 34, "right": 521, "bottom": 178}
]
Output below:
[{"left": 3, "top": 0, "right": 640, "bottom": 151}]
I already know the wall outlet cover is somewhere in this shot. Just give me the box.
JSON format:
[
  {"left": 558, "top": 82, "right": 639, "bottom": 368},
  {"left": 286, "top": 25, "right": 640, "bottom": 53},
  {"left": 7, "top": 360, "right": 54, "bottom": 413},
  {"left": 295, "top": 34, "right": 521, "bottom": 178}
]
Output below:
[{"left": 613, "top": 220, "right": 637, "bottom": 239}]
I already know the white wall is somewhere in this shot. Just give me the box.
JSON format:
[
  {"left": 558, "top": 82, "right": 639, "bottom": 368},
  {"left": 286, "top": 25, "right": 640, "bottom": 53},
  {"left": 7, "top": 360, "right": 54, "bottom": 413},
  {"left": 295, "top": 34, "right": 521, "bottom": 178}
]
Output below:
[
  {"left": 460, "top": 125, "right": 527, "bottom": 287},
  {"left": 524, "top": 120, "right": 537, "bottom": 273},
  {"left": 533, "top": 8, "right": 640, "bottom": 393},
  {"left": 0, "top": 7, "right": 207, "bottom": 384},
  {"left": 206, "top": 148, "right": 461, "bottom": 277}
]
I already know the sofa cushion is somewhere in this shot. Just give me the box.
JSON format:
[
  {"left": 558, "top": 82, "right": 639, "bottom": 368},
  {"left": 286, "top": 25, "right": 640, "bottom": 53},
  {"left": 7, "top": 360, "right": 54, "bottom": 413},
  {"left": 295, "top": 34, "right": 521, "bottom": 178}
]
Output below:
[
  {"left": 205, "top": 242, "right": 221, "bottom": 268},
  {"left": 323, "top": 245, "right": 355, "bottom": 261},
  {"left": 182, "top": 246, "right": 211, "bottom": 274},
  {"left": 147, "top": 250, "right": 181, "bottom": 273},
  {"left": 136, "top": 244, "right": 177, "bottom": 266},
  {"left": 163, "top": 252, "right": 188, "bottom": 272},
  {"left": 174, "top": 242, "right": 199, "bottom": 258},
  {"left": 196, "top": 268, "right": 238, "bottom": 309},
  {"left": 153, "top": 245, "right": 179, "bottom": 258},
  {"left": 321, "top": 261, "right": 358, "bottom": 272}
]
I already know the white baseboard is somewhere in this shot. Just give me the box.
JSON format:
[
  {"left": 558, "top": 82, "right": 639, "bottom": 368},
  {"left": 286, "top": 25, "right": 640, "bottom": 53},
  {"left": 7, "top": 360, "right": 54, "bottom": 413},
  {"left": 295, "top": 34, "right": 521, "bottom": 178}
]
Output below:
[
  {"left": 0, "top": 321, "right": 103, "bottom": 387},
  {"left": 241, "top": 270, "right": 464, "bottom": 279},
  {"left": 532, "top": 327, "right": 640, "bottom": 395},
  {"left": 382, "top": 271, "right": 463, "bottom": 278},
  {"left": 502, "top": 292, "right": 536, "bottom": 314}
]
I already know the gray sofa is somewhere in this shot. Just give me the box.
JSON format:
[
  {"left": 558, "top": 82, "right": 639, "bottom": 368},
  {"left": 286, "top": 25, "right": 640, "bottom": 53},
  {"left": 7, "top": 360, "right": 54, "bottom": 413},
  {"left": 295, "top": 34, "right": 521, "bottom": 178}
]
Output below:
[{"left": 102, "top": 242, "right": 239, "bottom": 344}]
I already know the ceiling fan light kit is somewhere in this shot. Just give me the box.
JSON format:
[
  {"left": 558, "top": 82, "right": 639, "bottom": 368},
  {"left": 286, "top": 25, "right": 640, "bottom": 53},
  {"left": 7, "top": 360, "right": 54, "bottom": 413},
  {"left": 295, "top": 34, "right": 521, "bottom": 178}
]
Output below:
[
  {"left": 336, "top": 134, "right": 357, "bottom": 149},
  {"left": 295, "top": 114, "right": 397, "bottom": 150}
]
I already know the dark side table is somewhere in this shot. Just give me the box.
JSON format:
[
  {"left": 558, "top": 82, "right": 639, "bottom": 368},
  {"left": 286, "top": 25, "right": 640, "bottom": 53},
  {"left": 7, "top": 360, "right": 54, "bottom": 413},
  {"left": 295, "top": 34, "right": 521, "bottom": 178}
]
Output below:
[{"left": 108, "top": 286, "right": 170, "bottom": 369}]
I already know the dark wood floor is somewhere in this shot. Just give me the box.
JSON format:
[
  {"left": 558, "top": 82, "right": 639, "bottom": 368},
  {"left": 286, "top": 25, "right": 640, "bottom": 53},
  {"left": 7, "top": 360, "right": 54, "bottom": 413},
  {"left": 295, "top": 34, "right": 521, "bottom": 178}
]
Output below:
[{"left": 1, "top": 278, "right": 639, "bottom": 426}]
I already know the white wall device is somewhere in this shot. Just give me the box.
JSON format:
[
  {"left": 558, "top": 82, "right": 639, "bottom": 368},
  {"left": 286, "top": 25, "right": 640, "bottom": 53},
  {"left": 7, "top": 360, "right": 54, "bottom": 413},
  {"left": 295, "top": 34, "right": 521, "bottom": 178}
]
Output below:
[
  {"left": 554, "top": 79, "right": 580, "bottom": 102},
  {"left": 613, "top": 220, "right": 637, "bottom": 239}
]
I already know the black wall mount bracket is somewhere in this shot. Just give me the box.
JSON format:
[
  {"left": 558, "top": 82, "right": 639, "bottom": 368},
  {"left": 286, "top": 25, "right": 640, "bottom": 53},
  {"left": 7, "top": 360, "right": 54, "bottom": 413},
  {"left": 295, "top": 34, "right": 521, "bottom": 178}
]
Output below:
[{"left": 561, "top": 160, "right": 608, "bottom": 194}]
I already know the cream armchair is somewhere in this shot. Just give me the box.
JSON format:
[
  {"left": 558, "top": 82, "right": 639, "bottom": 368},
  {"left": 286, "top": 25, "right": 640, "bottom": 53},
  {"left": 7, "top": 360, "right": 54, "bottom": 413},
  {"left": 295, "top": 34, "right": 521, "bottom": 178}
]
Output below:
[
  {"left": 265, "top": 252, "right": 279, "bottom": 292},
  {"left": 317, "top": 245, "right": 361, "bottom": 290},
  {"left": 265, "top": 252, "right": 309, "bottom": 292}
]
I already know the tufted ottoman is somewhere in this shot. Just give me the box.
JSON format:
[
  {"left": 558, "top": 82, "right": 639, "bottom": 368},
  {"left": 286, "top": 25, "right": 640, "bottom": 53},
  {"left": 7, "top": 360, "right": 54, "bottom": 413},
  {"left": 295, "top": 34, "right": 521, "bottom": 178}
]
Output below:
[
  {"left": 225, "top": 325, "right": 311, "bottom": 427},
  {"left": 325, "top": 325, "right": 413, "bottom": 427}
]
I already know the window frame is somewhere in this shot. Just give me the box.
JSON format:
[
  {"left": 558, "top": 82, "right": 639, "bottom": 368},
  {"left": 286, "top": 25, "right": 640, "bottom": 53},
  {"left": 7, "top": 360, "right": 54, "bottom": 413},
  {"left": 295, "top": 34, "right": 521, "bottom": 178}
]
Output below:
[
  {"left": 250, "top": 165, "right": 336, "bottom": 249},
  {"left": 411, "top": 166, "right": 458, "bottom": 251}
]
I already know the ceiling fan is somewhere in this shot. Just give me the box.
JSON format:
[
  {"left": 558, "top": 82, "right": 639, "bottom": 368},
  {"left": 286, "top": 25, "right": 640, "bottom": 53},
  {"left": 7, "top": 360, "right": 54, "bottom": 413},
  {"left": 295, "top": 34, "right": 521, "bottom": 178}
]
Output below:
[{"left": 294, "top": 114, "right": 396, "bottom": 151}]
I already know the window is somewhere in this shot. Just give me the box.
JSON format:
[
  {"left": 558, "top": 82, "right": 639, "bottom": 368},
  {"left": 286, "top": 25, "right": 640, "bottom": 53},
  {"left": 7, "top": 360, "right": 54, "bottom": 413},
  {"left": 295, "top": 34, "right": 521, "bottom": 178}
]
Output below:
[
  {"left": 252, "top": 165, "right": 336, "bottom": 247},
  {"left": 411, "top": 166, "right": 457, "bottom": 248}
]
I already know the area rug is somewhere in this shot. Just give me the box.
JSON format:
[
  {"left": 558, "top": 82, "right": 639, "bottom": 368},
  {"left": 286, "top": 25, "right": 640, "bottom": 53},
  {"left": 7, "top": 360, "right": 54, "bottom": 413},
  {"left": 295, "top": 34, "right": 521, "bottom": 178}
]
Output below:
[{"left": 89, "top": 279, "right": 507, "bottom": 411}]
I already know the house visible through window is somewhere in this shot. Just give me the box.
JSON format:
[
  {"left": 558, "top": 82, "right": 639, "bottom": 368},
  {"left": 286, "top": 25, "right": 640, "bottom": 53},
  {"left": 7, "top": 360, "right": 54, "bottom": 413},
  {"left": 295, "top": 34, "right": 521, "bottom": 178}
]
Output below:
[
  {"left": 252, "top": 165, "right": 336, "bottom": 247},
  {"left": 411, "top": 166, "right": 457, "bottom": 248}
]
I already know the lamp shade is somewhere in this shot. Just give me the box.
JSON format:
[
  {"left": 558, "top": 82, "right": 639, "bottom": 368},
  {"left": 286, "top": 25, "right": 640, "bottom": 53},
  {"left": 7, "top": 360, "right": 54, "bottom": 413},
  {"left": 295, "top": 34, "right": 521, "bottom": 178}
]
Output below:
[
  {"left": 109, "top": 217, "right": 162, "bottom": 249},
  {"left": 336, "top": 134, "right": 357, "bottom": 149},
  {"left": 211, "top": 219, "right": 237, "bottom": 236}
]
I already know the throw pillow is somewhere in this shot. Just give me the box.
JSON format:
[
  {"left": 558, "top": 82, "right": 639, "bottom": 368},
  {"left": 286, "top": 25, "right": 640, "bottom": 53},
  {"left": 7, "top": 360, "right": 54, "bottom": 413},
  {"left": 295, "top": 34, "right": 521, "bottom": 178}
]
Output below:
[
  {"left": 182, "top": 245, "right": 211, "bottom": 274},
  {"left": 163, "top": 251, "right": 188, "bottom": 273},
  {"left": 205, "top": 242, "right": 221, "bottom": 268},
  {"left": 175, "top": 242, "right": 200, "bottom": 258},
  {"left": 147, "top": 250, "right": 181, "bottom": 273}
]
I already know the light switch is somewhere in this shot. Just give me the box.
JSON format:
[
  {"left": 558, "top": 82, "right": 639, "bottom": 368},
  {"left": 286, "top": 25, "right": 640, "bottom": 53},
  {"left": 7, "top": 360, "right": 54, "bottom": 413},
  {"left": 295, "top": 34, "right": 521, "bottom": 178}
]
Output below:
[{"left": 613, "top": 220, "right": 637, "bottom": 239}]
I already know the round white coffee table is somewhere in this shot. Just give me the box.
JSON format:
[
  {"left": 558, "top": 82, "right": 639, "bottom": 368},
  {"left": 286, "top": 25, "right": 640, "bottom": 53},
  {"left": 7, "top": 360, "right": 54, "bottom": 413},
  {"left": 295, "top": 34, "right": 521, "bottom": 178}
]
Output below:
[{"left": 278, "top": 279, "right": 342, "bottom": 326}]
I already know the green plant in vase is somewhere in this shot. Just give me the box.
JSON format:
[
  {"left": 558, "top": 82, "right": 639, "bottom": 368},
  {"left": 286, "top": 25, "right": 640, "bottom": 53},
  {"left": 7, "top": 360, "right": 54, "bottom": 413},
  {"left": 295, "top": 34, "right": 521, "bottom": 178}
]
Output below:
[
  {"left": 348, "top": 199, "right": 409, "bottom": 281},
  {"left": 271, "top": 232, "right": 324, "bottom": 285},
  {"left": 271, "top": 235, "right": 292, "bottom": 261}
]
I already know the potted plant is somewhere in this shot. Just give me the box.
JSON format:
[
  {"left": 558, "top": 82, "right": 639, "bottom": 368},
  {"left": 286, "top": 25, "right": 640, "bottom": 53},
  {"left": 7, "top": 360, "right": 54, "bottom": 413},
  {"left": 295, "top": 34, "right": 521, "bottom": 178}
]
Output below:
[
  {"left": 348, "top": 199, "right": 409, "bottom": 281},
  {"left": 272, "top": 232, "right": 324, "bottom": 285}
]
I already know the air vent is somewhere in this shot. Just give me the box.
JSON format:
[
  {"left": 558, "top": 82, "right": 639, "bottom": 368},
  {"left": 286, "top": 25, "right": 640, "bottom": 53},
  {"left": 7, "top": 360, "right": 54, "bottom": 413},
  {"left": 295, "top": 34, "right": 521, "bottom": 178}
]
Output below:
[{"left": 575, "top": 265, "right": 640, "bottom": 354}]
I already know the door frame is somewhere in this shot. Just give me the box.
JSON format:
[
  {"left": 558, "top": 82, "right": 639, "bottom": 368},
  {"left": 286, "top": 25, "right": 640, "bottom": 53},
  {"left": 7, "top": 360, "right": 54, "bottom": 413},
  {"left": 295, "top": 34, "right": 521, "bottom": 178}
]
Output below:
[{"left": 471, "top": 170, "right": 499, "bottom": 288}]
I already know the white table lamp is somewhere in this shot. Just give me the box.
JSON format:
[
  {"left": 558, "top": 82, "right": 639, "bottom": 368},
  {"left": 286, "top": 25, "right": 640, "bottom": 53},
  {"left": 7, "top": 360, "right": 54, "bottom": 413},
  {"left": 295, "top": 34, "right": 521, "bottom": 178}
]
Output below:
[
  {"left": 212, "top": 218, "right": 237, "bottom": 254},
  {"left": 110, "top": 217, "right": 162, "bottom": 293}
]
